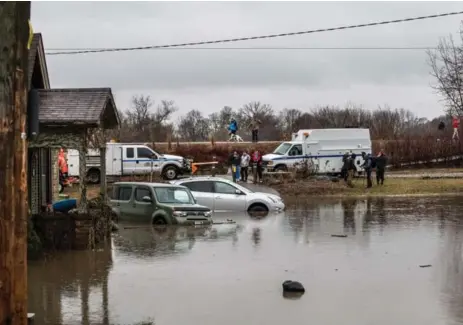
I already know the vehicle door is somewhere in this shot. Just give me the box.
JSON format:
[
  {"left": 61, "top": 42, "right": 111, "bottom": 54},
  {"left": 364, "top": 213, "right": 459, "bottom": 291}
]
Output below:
[
  {"left": 123, "top": 147, "right": 137, "bottom": 175},
  {"left": 287, "top": 144, "right": 303, "bottom": 168},
  {"left": 180, "top": 181, "right": 215, "bottom": 209},
  {"left": 212, "top": 181, "right": 247, "bottom": 212},
  {"left": 132, "top": 185, "right": 156, "bottom": 222},
  {"left": 136, "top": 146, "right": 159, "bottom": 175},
  {"left": 108, "top": 145, "right": 123, "bottom": 176},
  {"left": 110, "top": 184, "right": 134, "bottom": 221}
]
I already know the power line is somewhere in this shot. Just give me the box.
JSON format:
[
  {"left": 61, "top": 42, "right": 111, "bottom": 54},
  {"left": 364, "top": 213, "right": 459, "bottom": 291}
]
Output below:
[
  {"left": 46, "top": 46, "right": 442, "bottom": 52},
  {"left": 45, "top": 10, "right": 463, "bottom": 56}
]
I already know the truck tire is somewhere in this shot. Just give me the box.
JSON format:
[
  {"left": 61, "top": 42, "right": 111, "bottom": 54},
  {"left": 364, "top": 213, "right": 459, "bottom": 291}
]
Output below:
[
  {"left": 162, "top": 165, "right": 178, "bottom": 180},
  {"left": 86, "top": 168, "right": 101, "bottom": 184}
]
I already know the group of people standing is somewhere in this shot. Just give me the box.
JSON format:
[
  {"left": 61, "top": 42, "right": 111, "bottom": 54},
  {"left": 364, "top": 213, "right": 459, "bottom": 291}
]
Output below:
[
  {"left": 228, "top": 149, "right": 264, "bottom": 183},
  {"left": 341, "top": 150, "right": 388, "bottom": 188}
]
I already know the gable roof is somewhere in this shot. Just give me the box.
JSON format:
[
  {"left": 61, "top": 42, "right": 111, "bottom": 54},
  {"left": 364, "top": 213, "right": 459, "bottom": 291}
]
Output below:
[
  {"left": 37, "top": 88, "right": 120, "bottom": 128},
  {"left": 28, "top": 33, "right": 50, "bottom": 89}
]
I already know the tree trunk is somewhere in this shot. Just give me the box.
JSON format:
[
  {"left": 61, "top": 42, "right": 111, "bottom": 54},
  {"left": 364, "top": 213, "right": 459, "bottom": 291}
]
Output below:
[{"left": 0, "top": 2, "right": 31, "bottom": 325}]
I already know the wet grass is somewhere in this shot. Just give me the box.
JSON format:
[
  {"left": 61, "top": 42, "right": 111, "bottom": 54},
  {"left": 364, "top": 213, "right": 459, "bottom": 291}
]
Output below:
[{"left": 274, "top": 177, "right": 463, "bottom": 201}]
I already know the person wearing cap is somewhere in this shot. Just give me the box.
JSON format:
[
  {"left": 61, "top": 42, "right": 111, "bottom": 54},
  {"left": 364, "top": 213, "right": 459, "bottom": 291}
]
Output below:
[{"left": 375, "top": 150, "right": 387, "bottom": 185}]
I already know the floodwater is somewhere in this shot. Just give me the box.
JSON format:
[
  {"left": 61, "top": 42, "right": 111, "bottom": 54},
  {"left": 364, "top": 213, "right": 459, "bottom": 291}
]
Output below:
[{"left": 28, "top": 196, "right": 463, "bottom": 325}]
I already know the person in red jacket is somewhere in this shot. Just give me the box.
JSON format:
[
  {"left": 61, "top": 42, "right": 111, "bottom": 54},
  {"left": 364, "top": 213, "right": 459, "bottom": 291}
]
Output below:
[
  {"left": 251, "top": 149, "right": 263, "bottom": 184},
  {"left": 452, "top": 116, "right": 460, "bottom": 141}
]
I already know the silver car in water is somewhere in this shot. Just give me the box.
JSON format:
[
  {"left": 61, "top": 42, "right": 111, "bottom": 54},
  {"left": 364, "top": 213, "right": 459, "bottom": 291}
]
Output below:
[{"left": 170, "top": 176, "right": 285, "bottom": 213}]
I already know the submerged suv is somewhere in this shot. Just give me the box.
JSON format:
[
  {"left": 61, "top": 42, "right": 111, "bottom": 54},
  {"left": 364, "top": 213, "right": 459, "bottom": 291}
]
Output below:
[{"left": 110, "top": 182, "right": 213, "bottom": 225}]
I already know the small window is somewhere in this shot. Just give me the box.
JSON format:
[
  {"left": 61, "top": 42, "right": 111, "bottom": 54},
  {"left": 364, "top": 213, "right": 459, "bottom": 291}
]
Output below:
[
  {"left": 114, "top": 186, "right": 132, "bottom": 201},
  {"left": 288, "top": 144, "right": 302, "bottom": 156},
  {"left": 174, "top": 191, "right": 190, "bottom": 203},
  {"left": 137, "top": 147, "right": 155, "bottom": 159},
  {"left": 182, "top": 181, "right": 214, "bottom": 193},
  {"left": 135, "top": 187, "right": 152, "bottom": 202},
  {"left": 214, "top": 182, "right": 238, "bottom": 195},
  {"left": 126, "top": 148, "right": 134, "bottom": 158}
]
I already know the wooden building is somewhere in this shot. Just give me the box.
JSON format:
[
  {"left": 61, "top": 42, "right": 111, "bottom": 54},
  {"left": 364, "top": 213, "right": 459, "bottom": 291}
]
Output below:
[{"left": 27, "top": 33, "right": 120, "bottom": 215}]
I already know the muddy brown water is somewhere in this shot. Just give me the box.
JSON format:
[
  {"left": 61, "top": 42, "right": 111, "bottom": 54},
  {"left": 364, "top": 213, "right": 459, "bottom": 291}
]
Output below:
[{"left": 28, "top": 197, "right": 463, "bottom": 325}]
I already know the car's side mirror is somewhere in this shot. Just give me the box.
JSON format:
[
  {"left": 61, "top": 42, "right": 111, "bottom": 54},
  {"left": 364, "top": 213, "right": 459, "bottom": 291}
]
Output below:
[
  {"left": 142, "top": 196, "right": 152, "bottom": 203},
  {"left": 235, "top": 189, "right": 243, "bottom": 195}
]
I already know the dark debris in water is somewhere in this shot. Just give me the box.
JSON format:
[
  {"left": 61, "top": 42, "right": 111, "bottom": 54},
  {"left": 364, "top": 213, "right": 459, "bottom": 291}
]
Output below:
[
  {"left": 331, "top": 234, "right": 348, "bottom": 238},
  {"left": 419, "top": 264, "right": 432, "bottom": 268}
]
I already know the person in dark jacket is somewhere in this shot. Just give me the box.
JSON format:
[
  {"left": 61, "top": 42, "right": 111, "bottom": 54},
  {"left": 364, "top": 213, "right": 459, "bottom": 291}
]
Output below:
[
  {"left": 229, "top": 150, "right": 241, "bottom": 183},
  {"left": 375, "top": 151, "right": 387, "bottom": 185},
  {"left": 361, "top": 152, "right": 373, "bottom": 188},
  {"left": 341, "top": 152, "right": 350, "bottom": 182}
]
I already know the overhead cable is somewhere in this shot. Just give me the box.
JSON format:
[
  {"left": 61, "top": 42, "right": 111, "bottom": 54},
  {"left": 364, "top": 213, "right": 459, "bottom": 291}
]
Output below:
[{"left": 45, "top": 10, "right": 463, "bottom": 56}]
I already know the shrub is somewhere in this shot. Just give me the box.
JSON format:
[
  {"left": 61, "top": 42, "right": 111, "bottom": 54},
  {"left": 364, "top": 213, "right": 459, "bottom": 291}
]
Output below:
[{"left": 150, "top": 139, "right": 463, "bottom": 167}]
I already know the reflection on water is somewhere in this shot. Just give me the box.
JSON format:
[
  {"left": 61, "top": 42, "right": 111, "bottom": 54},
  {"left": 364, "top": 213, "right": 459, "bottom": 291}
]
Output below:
[{"left": 28, "top": 198, "right": 463, "bottom": 325}]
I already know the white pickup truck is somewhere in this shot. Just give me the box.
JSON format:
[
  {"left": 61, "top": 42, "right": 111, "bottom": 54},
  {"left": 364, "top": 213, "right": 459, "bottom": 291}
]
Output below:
[{"left": 67, "top": 142, "right": 191, "bottom": 183}]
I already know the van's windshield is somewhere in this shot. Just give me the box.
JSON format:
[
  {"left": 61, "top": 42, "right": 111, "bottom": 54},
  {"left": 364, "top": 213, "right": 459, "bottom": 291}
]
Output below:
[
  {"left": 153, "top": 187, "right": 195, "bottom": 204},
  {"left": 273, "top": 143, "right": 292, "bottom": 155}
]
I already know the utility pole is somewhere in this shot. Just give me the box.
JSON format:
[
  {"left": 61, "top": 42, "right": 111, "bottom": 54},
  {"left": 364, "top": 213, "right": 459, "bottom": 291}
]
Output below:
[{"left": 0, "top": 2, "right": 31, "bottom": 325}]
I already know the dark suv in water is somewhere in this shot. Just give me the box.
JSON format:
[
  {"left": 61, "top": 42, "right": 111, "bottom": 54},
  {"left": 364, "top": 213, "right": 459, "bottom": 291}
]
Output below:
[{"left": 110, "top": 182, "right": 213, "bottom": 225}]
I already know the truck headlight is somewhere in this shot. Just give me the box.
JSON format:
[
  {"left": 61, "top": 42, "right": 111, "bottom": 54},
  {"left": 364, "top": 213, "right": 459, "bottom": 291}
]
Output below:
[
  {"left": 173, "top": 211, "right": 188, "bottom": 217},
  {"left": 204, "top": 211, "right": 212, "bottom": 217},
  {"left": 267, "top": 161, "right": 273, "bottom": 166}
]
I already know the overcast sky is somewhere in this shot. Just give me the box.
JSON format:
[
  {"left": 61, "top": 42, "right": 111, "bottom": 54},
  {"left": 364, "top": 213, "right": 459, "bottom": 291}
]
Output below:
[{"left": 31, "top": 1, "right": 463, "bottom": 121}]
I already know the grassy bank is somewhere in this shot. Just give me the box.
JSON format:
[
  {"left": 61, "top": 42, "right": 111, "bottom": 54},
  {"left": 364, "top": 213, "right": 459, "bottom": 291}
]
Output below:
[{"left": 273, "top": 177, "right": 463, "bottom": 200}]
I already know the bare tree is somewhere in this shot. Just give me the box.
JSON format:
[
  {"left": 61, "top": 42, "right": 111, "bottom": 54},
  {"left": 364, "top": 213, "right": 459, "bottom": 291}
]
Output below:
[
  {"left": 428, "top": 24, "right": 463, "bottom": 116},
  {"left": 177, "top": 110, "right": 210, "bottom": 141}
]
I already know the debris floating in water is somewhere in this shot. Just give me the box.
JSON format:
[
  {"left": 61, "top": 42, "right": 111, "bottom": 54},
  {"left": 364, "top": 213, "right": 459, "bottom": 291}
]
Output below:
[
  {"left": 331, "top": 234, "right": 348, "bottom": 238},
  {"left": 419, "top": 264, "right": 432, "bottom": 268},
  {"left": 282, "top": 280, "right": 305, "bottom": 293}
]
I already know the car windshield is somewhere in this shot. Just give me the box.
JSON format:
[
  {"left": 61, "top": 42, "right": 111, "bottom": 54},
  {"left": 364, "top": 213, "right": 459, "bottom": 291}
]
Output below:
[
  {"left": 273, "top": 143, "right": 292, "bottom": 155},
  {"left": 153, "top": 187, "right": 195, "bottom": 204}
]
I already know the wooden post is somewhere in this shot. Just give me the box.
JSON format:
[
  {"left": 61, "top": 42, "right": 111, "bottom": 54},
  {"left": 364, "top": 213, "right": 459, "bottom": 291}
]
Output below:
[
  {"left": 78, "top": 130, "right": 88, "bottom": 212},
  {"left": 99, "top": 146, "right": 107, "bottom": 202},
  {"left": 0, "top": 2, "right": 31, "bottom": 325}
]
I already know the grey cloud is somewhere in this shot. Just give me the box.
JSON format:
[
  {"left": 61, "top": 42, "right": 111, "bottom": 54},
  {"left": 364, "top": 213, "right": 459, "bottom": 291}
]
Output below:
[{"left": 31, "top": 1, "right": 463, "bottom": 118}]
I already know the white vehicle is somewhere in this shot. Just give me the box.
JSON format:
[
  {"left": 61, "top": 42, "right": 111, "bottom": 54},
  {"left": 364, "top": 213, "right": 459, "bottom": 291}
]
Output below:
[
  {"left": 262, "top": 128, "right": 372, "bottom": 175},
  {"left": 170, "top": 176, "right": 285, "bottom": 213},
  {"left": 67, "top": 142, "right": 191, "bottom": 183}
]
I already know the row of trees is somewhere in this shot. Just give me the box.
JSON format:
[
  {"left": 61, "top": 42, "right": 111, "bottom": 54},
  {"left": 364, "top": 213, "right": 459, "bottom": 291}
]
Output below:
[
  {"left": 113, "top": 96, "right": 448, "bottom": 143},
  {"left": 112, "top": 22, "right": 463, "bottom": 143}
]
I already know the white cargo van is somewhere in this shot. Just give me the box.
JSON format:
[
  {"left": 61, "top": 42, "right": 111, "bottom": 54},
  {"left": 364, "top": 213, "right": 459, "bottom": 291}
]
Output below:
[
  {"left": 67, "top": 142, "right": 191, "bottom": 183},
  {"left": 262, "top": 128, "right": 372, "bottom": 175}
]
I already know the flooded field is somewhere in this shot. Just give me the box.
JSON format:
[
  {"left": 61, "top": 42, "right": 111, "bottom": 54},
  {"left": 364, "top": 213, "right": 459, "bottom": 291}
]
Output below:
[{"left": 28, "top": 197, "right": 463, "bottom": 325}]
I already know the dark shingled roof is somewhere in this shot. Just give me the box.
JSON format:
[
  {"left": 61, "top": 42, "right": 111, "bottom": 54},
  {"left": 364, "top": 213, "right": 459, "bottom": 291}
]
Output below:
[
  {"left": 28, "top": 33, "right": 50, "bottom": 89},
  {"left": 37, "top": 88, "right": 120, "bottom": 127}
]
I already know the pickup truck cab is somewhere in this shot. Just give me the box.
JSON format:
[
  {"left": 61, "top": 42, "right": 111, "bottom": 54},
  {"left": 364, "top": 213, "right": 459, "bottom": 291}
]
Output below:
[{"left": 110, "top": 182, "right": 213, "bottom": 225}]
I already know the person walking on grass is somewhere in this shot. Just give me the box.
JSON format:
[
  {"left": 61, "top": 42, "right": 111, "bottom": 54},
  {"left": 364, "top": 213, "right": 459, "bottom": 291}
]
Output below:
[
  {"left": 248, "top": 118, "right": 262, "bottom": 143},
  {"left": 240, "top": 150, "right": 251, "bottom": 182},
  {"left": 375, "top": 150, "right": 387, "bottom": 185}
]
